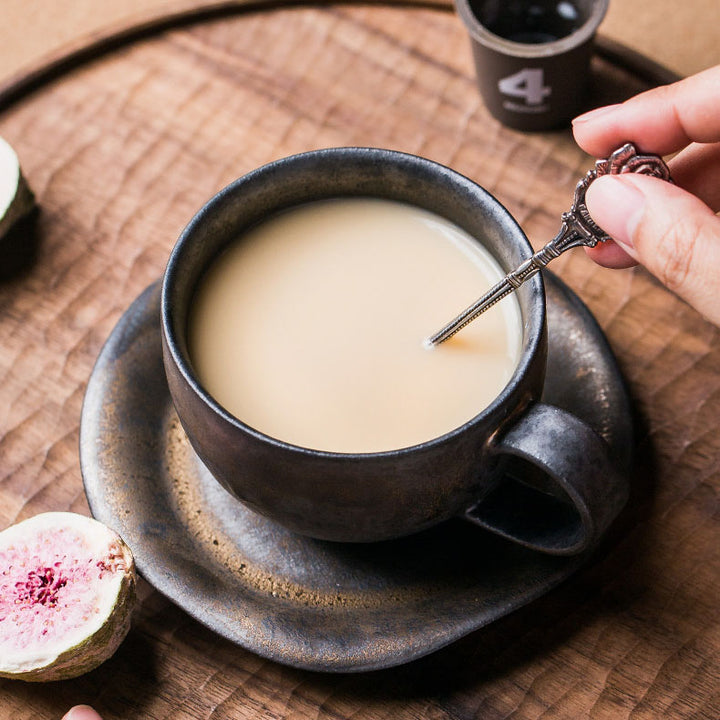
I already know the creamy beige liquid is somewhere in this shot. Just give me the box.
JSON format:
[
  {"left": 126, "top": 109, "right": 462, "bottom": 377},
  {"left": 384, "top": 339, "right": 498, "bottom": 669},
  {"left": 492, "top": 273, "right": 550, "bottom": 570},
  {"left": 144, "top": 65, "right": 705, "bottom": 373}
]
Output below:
[{"left": 188, "top": 198, "right": 522, "bottom": 453}]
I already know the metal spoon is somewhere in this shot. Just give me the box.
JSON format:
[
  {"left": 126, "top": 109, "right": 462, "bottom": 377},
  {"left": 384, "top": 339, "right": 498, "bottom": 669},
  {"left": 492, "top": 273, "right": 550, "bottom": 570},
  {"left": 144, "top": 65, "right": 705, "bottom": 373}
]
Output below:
[{"left": 427, "top": 143, "right": 672, "bottom": 346}]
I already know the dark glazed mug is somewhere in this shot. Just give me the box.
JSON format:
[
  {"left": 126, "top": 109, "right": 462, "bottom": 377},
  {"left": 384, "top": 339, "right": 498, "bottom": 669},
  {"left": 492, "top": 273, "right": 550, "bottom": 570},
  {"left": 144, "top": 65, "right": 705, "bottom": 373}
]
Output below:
[
  {"left": 454, "top": 0, "right": 609, "bottom": 131},
  {"left": 161, "top": 147, "right": 627, "bottom": 554}
]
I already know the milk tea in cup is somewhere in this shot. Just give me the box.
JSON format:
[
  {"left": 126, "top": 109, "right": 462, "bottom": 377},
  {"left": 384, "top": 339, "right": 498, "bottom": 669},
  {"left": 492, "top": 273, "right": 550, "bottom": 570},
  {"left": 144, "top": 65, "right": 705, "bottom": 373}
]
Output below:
[{"left": 188, "top": 197, "right": 522, "bottom": 453}]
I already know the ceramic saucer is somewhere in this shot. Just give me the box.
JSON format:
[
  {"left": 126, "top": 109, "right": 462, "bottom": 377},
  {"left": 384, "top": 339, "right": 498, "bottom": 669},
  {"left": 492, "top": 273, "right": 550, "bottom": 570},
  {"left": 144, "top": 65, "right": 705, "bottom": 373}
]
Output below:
[{"left": 80, "top": 274, "right": 632, "bottom": 672}]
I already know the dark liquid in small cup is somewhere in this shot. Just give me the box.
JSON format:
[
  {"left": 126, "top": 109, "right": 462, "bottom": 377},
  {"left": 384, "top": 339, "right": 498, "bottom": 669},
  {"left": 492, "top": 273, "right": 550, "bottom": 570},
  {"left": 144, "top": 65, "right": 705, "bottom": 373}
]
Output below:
[{"left": 471, "top": 0, "right": 583, "bottom": 44}]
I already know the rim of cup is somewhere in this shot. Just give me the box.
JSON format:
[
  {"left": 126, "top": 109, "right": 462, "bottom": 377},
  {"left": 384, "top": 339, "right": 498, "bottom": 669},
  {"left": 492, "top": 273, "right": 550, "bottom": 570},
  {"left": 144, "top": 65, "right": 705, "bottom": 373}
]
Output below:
[
  {"left": 161, "top": 147, "right": 546, "bottom": 458},
  {"left": 453, "top": 0, "right": 610, "bottom": 58}
]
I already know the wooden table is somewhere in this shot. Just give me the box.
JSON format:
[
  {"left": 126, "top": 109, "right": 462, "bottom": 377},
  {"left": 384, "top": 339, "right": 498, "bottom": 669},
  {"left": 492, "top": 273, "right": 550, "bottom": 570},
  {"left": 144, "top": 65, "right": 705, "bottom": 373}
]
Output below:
[
  {"left": 2, "top": 0, "right": 719, "bottom": 80},
  {"left": 1, "top": 2, "right": 718, "bottom": 718}
]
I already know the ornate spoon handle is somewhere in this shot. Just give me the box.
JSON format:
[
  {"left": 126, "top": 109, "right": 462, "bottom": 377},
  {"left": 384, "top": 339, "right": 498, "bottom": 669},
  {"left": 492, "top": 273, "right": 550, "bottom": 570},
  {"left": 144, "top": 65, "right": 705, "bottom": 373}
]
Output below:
[{"left": 427, "top": 143, "right": 672, "bottom": 346}]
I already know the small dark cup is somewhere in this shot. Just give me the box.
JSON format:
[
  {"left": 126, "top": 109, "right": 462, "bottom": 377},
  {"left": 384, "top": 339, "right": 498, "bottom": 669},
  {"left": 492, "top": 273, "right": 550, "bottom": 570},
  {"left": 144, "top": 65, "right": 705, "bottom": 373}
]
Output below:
[
  {"left": 161, "top": 147, "right": 626, "bottom": 554},
  {"left": 454, "top": 0, "right": 609, "bottom": 130}
]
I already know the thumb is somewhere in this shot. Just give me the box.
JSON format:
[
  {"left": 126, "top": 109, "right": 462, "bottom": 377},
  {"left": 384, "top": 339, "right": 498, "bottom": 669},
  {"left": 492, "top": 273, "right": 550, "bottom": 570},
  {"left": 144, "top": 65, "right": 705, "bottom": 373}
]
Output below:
[
  {"left": 585, "top": 173, "right": 720, "bottom": 325},
  {"left": 62, "top": 706, "right": 103, "bottom": 720}
]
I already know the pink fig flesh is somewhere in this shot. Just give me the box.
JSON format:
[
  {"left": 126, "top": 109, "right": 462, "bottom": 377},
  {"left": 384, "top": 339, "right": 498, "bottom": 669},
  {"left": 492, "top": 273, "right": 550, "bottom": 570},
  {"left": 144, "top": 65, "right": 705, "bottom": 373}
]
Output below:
[{"left": 0, "top": 512, "right": 136, "bottom": 681}]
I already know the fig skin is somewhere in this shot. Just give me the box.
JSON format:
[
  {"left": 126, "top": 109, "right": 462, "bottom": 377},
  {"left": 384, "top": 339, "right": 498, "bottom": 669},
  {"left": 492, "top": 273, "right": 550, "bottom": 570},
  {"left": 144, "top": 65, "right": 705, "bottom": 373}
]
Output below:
[
  {"left": 0, "top": 512, "right": 137, "bottom": 682},
  {"left": 0, "top": 135, "right": 38, "bottom": 279},
  {"left": 0, "top": 135, "right": 35, "bottom": 241}
]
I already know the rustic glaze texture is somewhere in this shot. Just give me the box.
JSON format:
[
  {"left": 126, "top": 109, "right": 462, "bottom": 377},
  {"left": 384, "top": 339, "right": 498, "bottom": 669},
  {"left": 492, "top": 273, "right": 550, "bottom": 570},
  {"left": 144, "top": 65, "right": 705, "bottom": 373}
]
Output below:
[
  {"left": 78, "top": 273, "right": 631, "bottom": 672},
  {"left": 0, "top": 3, "right": 718, "bottom": 718}
]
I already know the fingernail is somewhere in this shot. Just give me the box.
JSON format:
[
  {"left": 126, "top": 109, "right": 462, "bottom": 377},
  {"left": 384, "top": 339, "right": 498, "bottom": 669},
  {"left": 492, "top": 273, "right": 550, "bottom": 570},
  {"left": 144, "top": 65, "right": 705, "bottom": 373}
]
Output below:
[
  {"left": 572, "top": 103, "right": 622, "bottom": 126},
  {"left": 585, "top": 175, "right": 646, "bottom": 250},
  {"left": 62, "top": 706, "right": 103, "bottom": 720}
]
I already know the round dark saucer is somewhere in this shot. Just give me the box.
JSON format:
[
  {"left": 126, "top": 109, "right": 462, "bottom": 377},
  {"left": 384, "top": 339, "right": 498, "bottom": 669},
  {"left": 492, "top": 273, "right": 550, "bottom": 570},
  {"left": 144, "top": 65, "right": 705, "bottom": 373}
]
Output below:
[{"left": 80, "top": 274, "right": 632, "bottom": 672}]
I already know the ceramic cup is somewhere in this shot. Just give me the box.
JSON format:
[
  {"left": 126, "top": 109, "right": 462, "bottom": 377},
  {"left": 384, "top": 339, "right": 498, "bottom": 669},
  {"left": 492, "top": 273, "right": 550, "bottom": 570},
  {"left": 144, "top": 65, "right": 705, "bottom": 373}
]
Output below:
[
  {"left": 161, "top": 147, "right": 627, "bottom": 555},
  {"left": 454, "top": 0, "right": 609, "bottom": 131}
]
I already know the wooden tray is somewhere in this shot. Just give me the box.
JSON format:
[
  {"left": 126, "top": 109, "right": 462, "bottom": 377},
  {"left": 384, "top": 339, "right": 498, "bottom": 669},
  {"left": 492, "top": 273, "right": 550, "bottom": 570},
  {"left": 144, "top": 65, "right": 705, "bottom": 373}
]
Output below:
[{"left": 1, "top": 3, "right": 718, "bottom": 718}]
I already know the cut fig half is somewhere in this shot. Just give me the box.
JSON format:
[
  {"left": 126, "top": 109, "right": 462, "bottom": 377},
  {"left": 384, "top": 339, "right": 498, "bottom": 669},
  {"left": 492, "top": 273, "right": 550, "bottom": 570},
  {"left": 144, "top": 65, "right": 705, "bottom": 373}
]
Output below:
[
  {"left": 0, "top": 134, "right": 35, "bottom": 242},
  {"left": 0, "top": 512, "right": 137, "bottom": 682}
]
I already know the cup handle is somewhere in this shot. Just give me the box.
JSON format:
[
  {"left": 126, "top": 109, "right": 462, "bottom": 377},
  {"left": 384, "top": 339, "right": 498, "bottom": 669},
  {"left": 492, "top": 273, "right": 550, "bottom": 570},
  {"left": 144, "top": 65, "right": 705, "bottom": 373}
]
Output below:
[{"left": 464, "top": 403, "right": 629, "bottom": 555}]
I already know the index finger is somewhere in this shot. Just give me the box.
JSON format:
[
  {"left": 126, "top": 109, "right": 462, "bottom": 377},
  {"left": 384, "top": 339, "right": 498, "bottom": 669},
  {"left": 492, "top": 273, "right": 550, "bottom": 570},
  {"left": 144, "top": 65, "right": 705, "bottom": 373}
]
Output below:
[{"left": 572, "top": 64, "right": 720, "bottom": 157}]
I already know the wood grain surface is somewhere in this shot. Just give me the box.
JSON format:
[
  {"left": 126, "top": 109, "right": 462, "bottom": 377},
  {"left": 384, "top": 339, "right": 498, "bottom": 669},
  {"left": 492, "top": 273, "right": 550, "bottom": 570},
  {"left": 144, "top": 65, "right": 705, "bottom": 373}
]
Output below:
[
  {"left": 2, "top": 0, "right": 719, "bottom": 82},
  {"left": 0, "top": 4, "right": 718, "bottom": 719}
]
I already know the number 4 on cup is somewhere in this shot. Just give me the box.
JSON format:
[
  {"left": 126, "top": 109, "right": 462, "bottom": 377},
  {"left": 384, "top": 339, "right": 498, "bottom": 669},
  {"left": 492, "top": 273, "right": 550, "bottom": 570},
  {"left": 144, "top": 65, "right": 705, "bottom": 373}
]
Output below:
[{"left": 498, "top": 68, "right": 551, "bottom": 107}]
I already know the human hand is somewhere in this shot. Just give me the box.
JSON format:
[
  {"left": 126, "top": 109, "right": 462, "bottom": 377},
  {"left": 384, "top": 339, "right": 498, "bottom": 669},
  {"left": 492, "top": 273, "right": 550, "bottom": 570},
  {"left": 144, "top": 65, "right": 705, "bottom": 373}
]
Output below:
[
  {"left": 61, "top": 706, "right": 103, "bottom": 720},
  {"left": 572, "top": 64, "right": 720, "bottom": 325}
]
